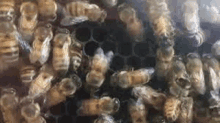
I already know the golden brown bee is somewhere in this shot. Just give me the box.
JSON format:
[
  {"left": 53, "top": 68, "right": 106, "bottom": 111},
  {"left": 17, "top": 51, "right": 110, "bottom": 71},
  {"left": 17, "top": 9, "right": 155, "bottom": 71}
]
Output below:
[
  {"left": 29, "top": 22, "right": 53, "bottom": 66},
  {"left": 185, "top": 53, "right": 206, "bottom": 95},
  {"left": 43, "top": 75, "right": 81, "bottom": 110},
  {"left": 132, "top": 86, "right": 167, "bottom": 110},
  {"left": 28, "top": 64, "right": 54, "bottom": 99},
  {"left": 156, "top": 47, "right": 175, "bottom": 62},
  {"left": 18, "top": 2, "right": 38, "bottom": 42},
  {"left": 86, "top": 48, "right": 114, "bottom": 88},
  {"left": 163, "top": 96, "right": 181, "bottom": 122},
  {"left": 102, "top": 0, "right": 117, "bottom": 8},
  {"left": 0, "top": 88, "right": 21, "bottom": 123},
  {"left": 177, "top": 97, "right": 193, "bottom": 123},
  {"left": 77, "top": 96, "right": 120, "bottom": 116},
  {"left": 37, "top": 0, "right": 57, "bottom": 21},
  {"left": 0, "top": 0, "right": 15, "bottom": 22},
  {"left": 128, "top": 98, "right": 147, "bottom": 123},
  {"left": 52, "top": 28, "right": 71, "bottom": 76},
  {"left": 21, "top": 102, "right": 46, "bottom": 123},
  {"left": 61, "top": 1, "right": 107, "bottom": 26},
  {"left": 110, "top": 67, "right": 154, "bottom": 89},
  {"left": 94, "top": 114, "right": 115, "bottom": 123},
  {"left": 19, "top": 64, "right": 37, "bottom": 87}
]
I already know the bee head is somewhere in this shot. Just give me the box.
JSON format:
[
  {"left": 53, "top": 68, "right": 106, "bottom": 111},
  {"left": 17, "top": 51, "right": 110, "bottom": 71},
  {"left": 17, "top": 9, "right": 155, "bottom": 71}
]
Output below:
[
  {"left": 1, "top": 88, "right": 16, "bottom": 96},
  {"left": 21, "top": 2, "right": 38, "bottom": 17},
  {"left": 0, "top": 94, "right": 18, "bottom": 108},
  {"left": 175, "top": 76, "right": 191, "bottom": 89},
  {"left": 202, "top": 53, "right": 212, "bottom": 59},
  {"left": 187, "top": 53, "right": 200, "bottom": 59},
  {"left": 59, "top": 78, "right": 77, "bottom": 96},
  {"left": 71, "top": 74, "right": 82, "bottom": 89},
  {"left": 86, "top": 71, "right": 105, "bottom": 88},
  {"left": 20, "top": 96, "right": 34, "bottom": 106},
  {"left": 112, "top": 98, "right": 120, "bottom": 112},
  {"left": 21, "top": 103, "right": 40, "bottom": 120},
  {"left": 132, "top": 86, "right": 143, "bottom": 98},
  {"left": 118, "top": 71, "right": 130, "bottom": 88},
  {"left": 110, "top": 72, "right": 119, "bottom": 87},
  {"left": 158, "top": 37, "right": 174, "bottom": 48}
]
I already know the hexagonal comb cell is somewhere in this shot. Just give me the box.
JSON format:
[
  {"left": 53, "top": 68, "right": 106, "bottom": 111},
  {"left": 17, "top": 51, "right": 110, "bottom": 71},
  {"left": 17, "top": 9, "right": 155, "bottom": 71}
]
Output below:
[
  {"left": 110, "top": 55, "right": 125, "bottom": 71},
  {"left": 92, "top": 28, "right": 108, "bottom": 42},
  {"left": 118, "top": 42, "right": 132, "bottom": 56},
  {"left": 142, "top": 57, "right": 156, "bottom": 67},
  {"left": 84, "top": 41, "right": 100, "bottom": 56},
  {"left": 50, "top": 103, "right": 66, "bottom": 116},
  {"left": 134, "top": 42, "right": 149, "bottom": 57},
  {"left": 75, "top": 27, "right": 91, "bottom": 42},
  {"left": 101, "top": 41, "right": 116, "bottom": 53},
  {"left": 127, "top": 56, "right": 142, "bottom": 69}
]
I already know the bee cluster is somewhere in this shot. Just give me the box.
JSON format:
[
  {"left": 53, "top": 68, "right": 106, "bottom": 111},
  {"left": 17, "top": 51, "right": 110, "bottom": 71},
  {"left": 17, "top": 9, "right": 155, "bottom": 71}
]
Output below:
[{"left": 0, "top": 0, "right": 220, "bottom": 123}]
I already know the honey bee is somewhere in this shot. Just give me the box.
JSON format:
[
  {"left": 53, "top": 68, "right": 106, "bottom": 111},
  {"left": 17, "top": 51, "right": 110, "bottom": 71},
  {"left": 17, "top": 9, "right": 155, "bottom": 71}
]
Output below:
[
  {"left": 185, "top": 53, "right": 206, "bottom": 95},
  {"left": 181, "top": 0, "right": 205, "bottom": 47},
  {"left": 0, "top": 0, "right": 16, "bottom": 22},
  {"left": 28, "top": 64, "right": 54, "bottom": 99},
  {"left": 0, "top": 88, "right": 21, "bottom": 123},
  {"left": 43, "top": 75, "right": 81, "bottom": 110},
  {"left": 94, "top": 114, "right": 115, "bottom": 123},
  {"left": 21, "top": 102, "right": 46, "bottom": 123},
  {"left": 128, "top": 98, "right": 147, "bottom": 123},
  {"left": 18, "top": 2, "right": 38, "bottom": 42},
  {"left": 177, "top": 97, "right": 193, "bottom": 123},
  {"left": 102, "top": 0, "right": 117, "bottom": 8},
  {"left": 86, "top": 48, "right": 114, "bottom": 89},
  {"left": 61, "top": 1, "right": 107, "bottom": 26},
  {"left": 77, "top": 96, "right": 120, "bottom": 116},
  {"left": 212, "top": 40, "right": 220, "bottom": 60},
  {"left": 132, "top": 86, "right": 167, "bottom": 110},
  {"left": 156, "top": 46, "right": 175, "bottom": 62},
  {"left": 37, "top": 0, "right": 57, "bottom": 21},
  {"left": 52, "top": 28, "right": 71, "bottom": 76},
  {"left": 163, "top": 96, "right": 181, "bottom": 122},
  {"left": 29, "top": 22, "right": 53, "bottom": 66},
  {"left": 19, "top": 64, "right": 37, "bottom": 87},
  {"left": 110, "top": 67, "right": 154, "bottom": 89}
]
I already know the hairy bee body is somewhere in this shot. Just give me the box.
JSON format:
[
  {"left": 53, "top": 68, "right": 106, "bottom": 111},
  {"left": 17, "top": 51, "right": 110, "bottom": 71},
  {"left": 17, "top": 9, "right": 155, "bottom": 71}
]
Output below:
[
  {"left": 37, "top": 0, "right": 57, "bottom": 21},
  {"left": 77, "top": 96, "right": 120, "bottom": 116},
  {"left": 94, "top": 114, "right": 115, "bottom": 123},
  {"left": 164, "top": 96, "right": 181, "bottom": 122},
  {"left": 177, "top": 97, "right": 193, "bottom": 123},
  {"left": 20, "top": 65, "right": 37, "bottom": 86},
  {"left": 69, "top": 41, "right": 82, "bottom": 72},
  {"left": 0, "top": 0, "right": 15, "bottom": 22}
]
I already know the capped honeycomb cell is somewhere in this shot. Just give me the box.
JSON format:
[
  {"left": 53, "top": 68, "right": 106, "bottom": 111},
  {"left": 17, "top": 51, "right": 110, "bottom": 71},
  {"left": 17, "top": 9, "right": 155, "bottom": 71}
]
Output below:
[
  {"left": 118, "top": 42, "right": 133, "bottom": 56},
  {"left": 84, "top": 41, "right": 100, "bottom": 56},
  {"left": 110, "top": 55, "right": 125, "bottom": 71},
  {"left": 127, "top": 56, "right": 142, "bottom": 69},
  {"left": 101, "top": 41, "right": 116, "bottom": 53},
  {"left": 134, "top": 42, "right": 149, "bottom": 57},
  {"left": 142, "top": 56, "right": 156, "bottom": 67},
  {"left": 75, "top": 27, "right": 91, "bottom": 42},
  {"left": 50, "top": 103, "right": 66, "bottom": 116},
  {"left": 92, "top": 27, "right": 108, "bottom": 42},
  {"left": 58, "top": 115, "right": 75, "bottom": 123}
]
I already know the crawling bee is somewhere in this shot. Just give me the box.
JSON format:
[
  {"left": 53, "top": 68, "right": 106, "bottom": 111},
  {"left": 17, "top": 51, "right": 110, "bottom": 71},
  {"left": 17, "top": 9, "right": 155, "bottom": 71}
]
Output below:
[
  {"left": 21, "top": 102, "right": 46, "bottom": 123},
  {"left": 0, "top": 0, "right": 16, "bottom": 22},
  {"left": 0, "top": 88, "right": 21, "bottom": 123},
  {"left": 181, "top": 0, "right": 205, "bottom": 47},
  {"left": 177, "top": 97, "right": 193, "bottom": 123},
  {"left": 18, "top": 2, "right": 38, "bottom": 42},
  {"left": 102, "top": 0, "right": 117, "bottom": 8},
  {"left": 164, "top": 96, "right": 181, "bottom": 122},
  {"left": 145, "top": 0, "right": 175, "bottom": 47},
  {"left": 43, "top": 75, "right": 81, "bottom": 110},
  {"left": 110, "top": 67, "right": 154, "bottom": 89},
  {"left": 77, "top": 96, "right": 120, "bottom": 116},
  {"left": 28, "top": 64, "right": 54, "bottom": 99},
  {"left": 212, "top": 40, "right": 220, "bottom": 60},
  {"left": 94, "top": 114, "right": 115, "bottom": 123},
  {"left": 61, "top": 1, "right": 107, "bottom": 26},
  {"left": 19, "top": 64, "right": 37, "bottom": 87},
  {"left": 29, "top": 22, "right": 53, "bottom": 66},
  {"left": 132, "top": 86, "right": 167, "bottom": 110},
  {"left": 185, "top": 53, "right": 206, "bottom": 95},
  {"left": 128, "top": 98, "right": 147, "bottom": 123},
  {"left": 37, "top": 0, "right": 57, "bottom": 21},
  {"left": 52, "top": 28, "right": 71, "bottom": 76},
  {"left": 86, "top": 48, "right": 114, "bottom": 89},
  {"left": 117, "top": 3, "right": 144, "bottom": 42}
]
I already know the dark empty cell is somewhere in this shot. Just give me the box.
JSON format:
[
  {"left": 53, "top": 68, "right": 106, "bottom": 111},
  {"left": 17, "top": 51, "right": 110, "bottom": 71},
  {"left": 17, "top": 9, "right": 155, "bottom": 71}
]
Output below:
[
  {"left": 46, "top": 117, "right": 57, "bottom": 123},
  {"left": 127, "top": 56, "right": 141, "bottom": 69},
  {"left": 75, "top": 27, "right": 91, "bottom": 42},
  {"left": 200, "top": 43, "right": 212, "bottom": 54},
  {"left": 142, "top": 57, "right": 156, "bottom": 67},
  {"left": 101, "top": 41, "right": 116, "bottom": 53},
  {"left": 58, "top": 115, "right": 75, "bottom": 123},
  {"left": 50, "top": 103, "right": 66, "bottom": 116},
  {"left": 110, "top": 55, "right": 125, "bottom": 71},
  {"left": 84, "top": 41, "right": 99, "bottom": 56},
  {"left": 134, "top": 43, "right": 149, "bottom": 57},
  {"left": 118, "top": 42, "right": 132, "bottom": 56},
  {"left": 93, "top": 28, "right": 108, "bottom": 42},
  {"left": 66, "top": 101, "right": 77, "bottom": 115}
]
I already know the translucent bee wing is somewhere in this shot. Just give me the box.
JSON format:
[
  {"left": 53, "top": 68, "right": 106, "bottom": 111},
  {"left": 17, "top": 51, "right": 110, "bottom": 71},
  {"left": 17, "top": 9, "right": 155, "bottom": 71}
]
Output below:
[
  {"left": 208, "top": 67, "right": 219, "bottom": 91},
  {"left": 105, "top": 51, "right": 114, "bottom": 63},
  {"left": 60, "top": 16, "right": 89, "bottom": 26}
]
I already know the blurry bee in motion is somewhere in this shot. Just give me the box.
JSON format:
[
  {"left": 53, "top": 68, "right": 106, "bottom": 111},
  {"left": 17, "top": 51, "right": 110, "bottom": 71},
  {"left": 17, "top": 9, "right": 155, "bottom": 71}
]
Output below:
[
  {"left": 102, "top": 0, "right": 117, "bottom": 8},
  {"left": 28, "top": 64, "right": 54, "bottom": 99},
  {"left": 19, "top": 64, "right": 37, "bottom": 87},
  {"left": 86, "top": 47, "right": 114, "bottom": 89},
  {"left": 0, "top": 88, "right": 21, "bottom": 123},
  {"left": 0, "top": 0, "right": 16, "bottom": 22},
  {"left": 145, "top": 0, "right": 175, "bottom": 47},
  {"left": 110, "top": 67, "right": 154, "bottom": 89},
  {"left": 43, "top": 75, "right": 82, "bottom": 110},
  {"left": 132, "top": 85, "right": 167, "bottom": 110},
  {"left": 177, "top": 97, "right": 193, "bottom": 123},
  {"left": 94, "top": 114, "right": 115, "bottom": 123},
  {"left": 52, "top": 28, "right": 71, "bottom": 76},
  {"left": 181, "top": 0, "right": 205, "bottom": 47},
  {"left": 29, "top": 22, "right": 53, "bottom": 66},
  {"left": 77, "top": 96, "right": 120, "bottom": 116},
  {"left": 185, "top": 53, "right": 206, "bottom": 95},
  {"left": 117, "top": 3, "right": 144, "bottom": 42},
  {"left": 163, "top": 96, "right": 181, "bottom": 122},
  {"left": 37, "top": 0, "right": 57, "bottom": 21},
  {"left": 18, "top": 2, "right": 38, "bottom": 42},
  {"left": 128, "top": 98, "right": 147, "bottom": 123},
  {"left": 21, "top": 102, "right": 46, "bottom": 123},
  {"left": 61, "top": 1, "right": 107, "bottom": 26},
  {"left": 212, "top": 40, "right": 220, "bottom": 60}
]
